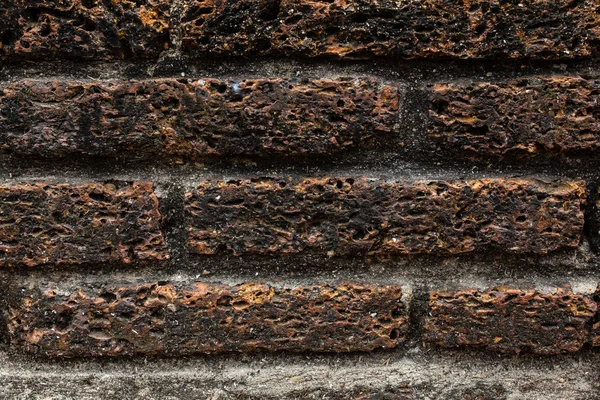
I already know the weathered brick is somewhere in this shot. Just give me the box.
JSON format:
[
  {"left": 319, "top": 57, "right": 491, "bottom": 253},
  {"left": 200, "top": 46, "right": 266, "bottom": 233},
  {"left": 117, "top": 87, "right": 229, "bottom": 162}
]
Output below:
[
  {"left": 0, "top": 182, "right": 167, "bottom": 267},
  {"left": 429, "top": 76, "right": 600, "bottom": 156},
  {"left": 0, "top": 0, "right": 171, "bottom": 60},
  {"left": 181, "top": 0, "right": 600, "bottom": 60},
  {"left": 423, "top": 287, "right": 597, "bottom": 354},
  {"left": 185, "top": 177, "right": 585, "bottom": 257},
  {"left": 8, "top": 282, "right": 407, "bottom": 357},
  {"left": 0, "top": 78, "right": 397, "bottom": 159},
  {"left": 589, "top": 284, "right": 600, "bottom": 346}
]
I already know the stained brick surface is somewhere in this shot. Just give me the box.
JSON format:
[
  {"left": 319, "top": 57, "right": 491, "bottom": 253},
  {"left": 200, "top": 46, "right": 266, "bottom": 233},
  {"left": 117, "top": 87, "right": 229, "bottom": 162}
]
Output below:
[
  {"left": 8, "top": 282, "right": 407, "bottom": 356},
  {"left": 0, "top": 182, "right": 167, "bottom": 267},
  {"left": 0, "top": 78, "right": 397, "bottom": 159},
  {"left": 181, "top": 0, "right": 600, "bottom": 60},
  {"left": 424, "top": 287, "right": 597, "bottom": 354},
  {"left": 0, "top": 0, "right": 171, "bottom": 60},
  {"left": 429, "top": 76, "right": 600, "bottom": 156},
  {"left": 185, "top": 177, "right": 585, "bottom": 257}
]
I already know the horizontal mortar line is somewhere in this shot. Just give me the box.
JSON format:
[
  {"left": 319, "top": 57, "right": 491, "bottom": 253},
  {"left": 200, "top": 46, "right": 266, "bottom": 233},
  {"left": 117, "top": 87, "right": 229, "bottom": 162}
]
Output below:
[
  {"left": 2, "top": 58, "right": 600, "bottom": 86},
  {"left": 0, "top": 168, "right": 588, "bottom": 185},
  {"left": 0, "top": 353, "right": 595, "bottom": 378},
  {"left": 9, "top": 268, "right": 600, "bottom": 290}
]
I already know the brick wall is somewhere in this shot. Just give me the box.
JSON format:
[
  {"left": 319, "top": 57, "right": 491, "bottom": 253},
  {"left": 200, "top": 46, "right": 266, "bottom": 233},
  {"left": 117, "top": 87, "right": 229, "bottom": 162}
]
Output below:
[{"left": 1, "top": 0, "right": 600, "bottom": 398}]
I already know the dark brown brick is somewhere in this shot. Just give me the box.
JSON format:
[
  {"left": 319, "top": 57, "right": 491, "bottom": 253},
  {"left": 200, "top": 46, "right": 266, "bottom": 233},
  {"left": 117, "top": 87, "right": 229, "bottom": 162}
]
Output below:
[
  {"left": 0, "top": 0, "right": 171, "bottom": 60},
  {"left": 423, "top": 287, "right": 597, "bottom": 354},
  {"left": 589, "top": 284, "right": 600, "bottom": 347},
  {"left": 8, "top": 282, "right": 407, "bottom": 357},
  {"left": 0, "top": 78, "right": 398, "bottom": 159},
  {"left": 185, "top": 177, "right": 585, "bottom": 257},
  {"left": 429, "top": 76, "right": 600, "bottom": 157},
  {"left": 0, "top": 182, "right": 167, "bottom": 267},
  {"left": 181, "top": 0, "right": 600, "bottom": 60}
]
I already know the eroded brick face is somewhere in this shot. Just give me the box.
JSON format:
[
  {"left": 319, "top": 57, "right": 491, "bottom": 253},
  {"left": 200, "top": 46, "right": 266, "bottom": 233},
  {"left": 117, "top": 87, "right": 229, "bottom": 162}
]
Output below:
[
  {"left": 185, "top": 177, "right": 585, "bottom": 257},
  {"left": 0, "top": 0, "right": 171, "bottom": 60},
  {"left": 423, "top": 287, "right": 597, "bottom": 354},
  {"left": 429, "top": 76, "right": 600, "bottom": 156},
  {"left": 0, "top": 182, "right": 167, "bottom": 267},
  {"left": 0, "top": 78, "right": 398, "bottom": 159},
  {"left": 8, "top": 282, "right": 407, "bottom": 357},
  {"left": 181, "top": 0, "right": 600, "bottom": 59}
]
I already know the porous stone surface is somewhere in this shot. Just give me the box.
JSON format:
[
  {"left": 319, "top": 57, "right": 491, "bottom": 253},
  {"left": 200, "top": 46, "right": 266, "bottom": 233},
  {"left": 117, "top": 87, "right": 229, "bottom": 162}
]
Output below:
[
  {"left": 184, "top": 177, "right": 585, "bottom": 257},
  {"left": 423, "top": 287, "right": 597, "bottom": 354},
  {"left": 7, "top": 282, "right": 407, "bottom": 357},
  {"left": 181, "top": 0, "right": 600, "bottom": 59},
  {"left": 0, "top": 181, "right": 167, "bottom": 267},
  {"left": 0, "top": 0, "right": 171, "bottom": 60},
  {"left": 0, "top": 78, "right": 398, "bottom": 159},
  {"left": 429, "top": 76, "right": 600, "bottom": 156}
]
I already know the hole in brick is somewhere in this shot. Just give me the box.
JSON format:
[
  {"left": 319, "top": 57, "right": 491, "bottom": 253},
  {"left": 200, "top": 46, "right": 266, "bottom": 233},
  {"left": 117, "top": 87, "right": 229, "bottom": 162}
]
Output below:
[
  {"left": 389, "top": 329, "right": 400, "bottom": 340},
  {"left": 391, "top": 307, "right": 403, "bottom": 319},
  {"left": 434, "top": 99, "right": 449, "bottom": 114},
  {"left": 352, "top": 14, "right": 368, "bottom": 23},
  {"left": 470, "top": 125, "right": 489, "bottom": 136},
  {"left": 516, "top": 215, "right": 527, "bottom": 222},
  {"left": 1, "top": 30, "right": 14, "bottom": 46},
  {"left": 101, "top": 292, "right": 117, "bottom": 303},
  {"left": 81, "top": 0, "right": 96, "bottom": 9},
  {"left": 260, "top": 2, "right": 280, "bottom": 20},
  {"left": 89, "top": 192, "right": 110, "bottom": 203},
  {"left": 475, "top": 24, "right": 486, "bottom": 34}
]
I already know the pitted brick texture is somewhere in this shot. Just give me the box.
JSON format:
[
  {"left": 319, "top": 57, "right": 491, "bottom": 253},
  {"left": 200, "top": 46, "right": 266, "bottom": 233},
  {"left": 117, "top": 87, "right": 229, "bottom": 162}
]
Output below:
[
  {"left": 0, "top": 78, "right": 398, "bottom": 159},
  {"left": 0, "top": 0, "right": 171, "bottom": 60},
  {"left": 0, "top": 182, "right": 167, "bottom": 267},
  {"left": 429, "top": 76, "right": 600, "bottom": 156},
  {"left": 423, "top": 287, "right": 597, "bottom": 354},
  {"left": 181, "top": 0, "right": 600, "bottom": 60},
  {"left": 185, "top": 177, "right": 585, "bottom": 257},
  {"left": 8, "top": 282, "right": 407, "bottom": 357}
]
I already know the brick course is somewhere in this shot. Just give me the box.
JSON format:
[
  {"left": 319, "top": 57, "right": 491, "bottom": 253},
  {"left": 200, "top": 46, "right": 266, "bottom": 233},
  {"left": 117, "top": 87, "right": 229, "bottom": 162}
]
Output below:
[
  {"left": 0, "top": 181, "right": 167, "bottom": 267},
  {"left": 185, "top": 177, "right": 585, "bottom": 257},
  {"left": 8, "top": 282, "right": 407, "bottom": 357},
  {"left": 0, "top": 78, "right": 397, "bottom": 159},
  {"left": 423, "top": 287, "right": 597, "bottom": 354}
]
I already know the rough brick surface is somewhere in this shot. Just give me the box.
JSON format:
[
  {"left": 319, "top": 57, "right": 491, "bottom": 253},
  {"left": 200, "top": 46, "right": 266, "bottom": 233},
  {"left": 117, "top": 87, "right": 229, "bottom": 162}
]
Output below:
[
  {"left": 185, "top": 177, "right": 585, "bottom": 257},
  {"left": 0, "top": 182, "right": 167, "bottom": 267},
  {"left": 8, "top": 282, "right": 407, "bottom": 357},
  {"left": 589, "top": 285, "right": 600, "bottom": 347},
  {"left": 423, "top": 287, "right": 597, "bottom": 354},
  {"left": 0, "top": 78, "right": 397, "bottom": 159},
  {"left": 0, "top": 0, "right": 171, "bottom": 60},
  {"left": 181, "top": 0, "right": 600, "bottom": 59},
  {"left": 429, "top": 76, "right": 600, "bottom": 156}
]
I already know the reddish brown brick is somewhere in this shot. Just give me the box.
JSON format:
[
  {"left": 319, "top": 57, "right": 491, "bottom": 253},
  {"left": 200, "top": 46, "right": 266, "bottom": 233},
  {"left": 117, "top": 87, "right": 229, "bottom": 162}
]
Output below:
[
  {"left": 181, "top": 0, "right": 600, "bottom": 60},
  {"left": 7, "top": 282, "right": 407, "bottom": 357},
  {"left": 589, "top": 284, "right": 600, "bottom": 347},
  {"left": 0, "top": 0, "right": 171, "bottom": 60},
  {"left": 423, "top": 287, "right": 597, "bottom": 354},
  {"left": 185, "top": 177, "right": 585, "bottom": 257},
  {"left": 0, "top": 182, "right": 167, "bottom": 267},
  {"left": 429, "top": 76, "right": 600, "bottom": 157},
  {"left": 0, "top": 78, "right": 398, "bottom": 159}
]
